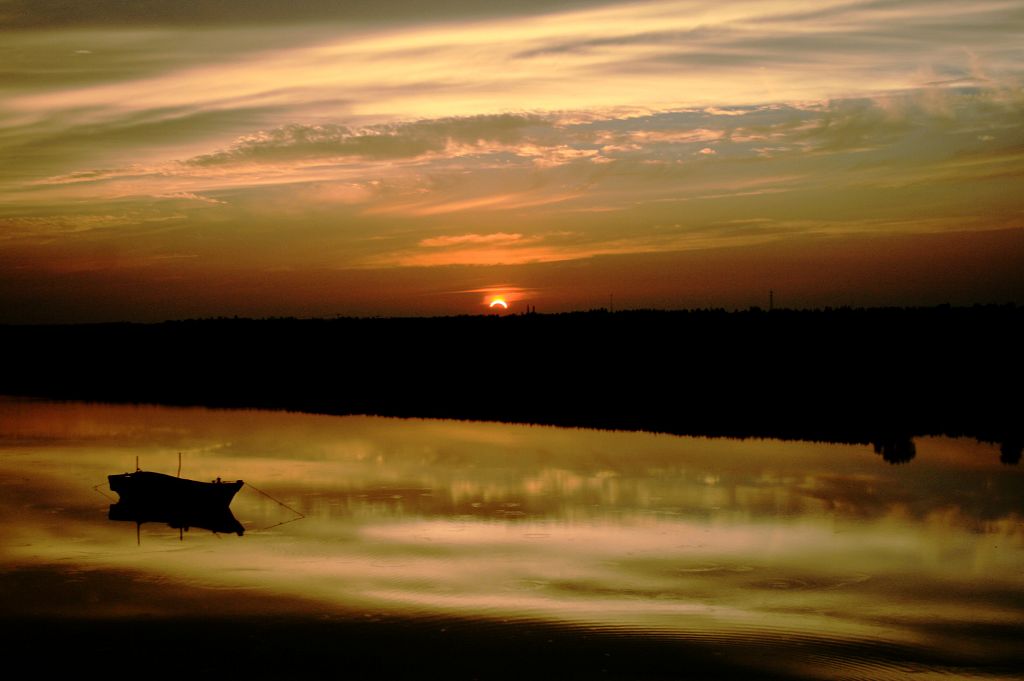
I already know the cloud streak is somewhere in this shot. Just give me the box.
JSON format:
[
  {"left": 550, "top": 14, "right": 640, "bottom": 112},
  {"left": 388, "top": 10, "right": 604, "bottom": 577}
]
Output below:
[
  {"left": 187, "top": 115, "right": 550, "bottom": 166},
  {"left": 0, "top": 1, "right": 1022, "bottom": 319},
  {"left": 7, "top": 0, "right": 1023, "bottom": 127}
]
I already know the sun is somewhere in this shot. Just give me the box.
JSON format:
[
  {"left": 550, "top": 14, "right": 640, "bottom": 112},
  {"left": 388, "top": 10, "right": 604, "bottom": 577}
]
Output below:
[{"left": 489, "top": 298, "right": 509, "bottom": 310}]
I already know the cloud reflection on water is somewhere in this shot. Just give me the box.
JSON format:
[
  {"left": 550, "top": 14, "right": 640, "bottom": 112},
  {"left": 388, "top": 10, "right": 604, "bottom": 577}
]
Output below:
[{"left": 0, "top": 398, "right": 1021, "bottom": 678}]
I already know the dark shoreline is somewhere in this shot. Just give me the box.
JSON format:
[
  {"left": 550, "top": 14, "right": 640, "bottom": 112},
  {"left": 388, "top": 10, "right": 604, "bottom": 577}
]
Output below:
[
  {"left": 4, "top": 558, "right": 1021, "bottom": 680},
  {"left": 2, "top": 305, "right": 1021, "bottom": 455},
  {"left": 0, "top": 614, "right": 911, "bottom": 681}
]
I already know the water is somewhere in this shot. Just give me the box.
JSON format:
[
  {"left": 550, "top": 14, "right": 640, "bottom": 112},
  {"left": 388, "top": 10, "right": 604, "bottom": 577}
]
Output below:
[{"left": 0, "top": 397, "right": 1021, "bottom": 679}]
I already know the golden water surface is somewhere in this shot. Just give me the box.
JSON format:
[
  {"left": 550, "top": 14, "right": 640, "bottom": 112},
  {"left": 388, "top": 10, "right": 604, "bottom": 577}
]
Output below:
[{"left": 0, "top": 397, "right": 1020, "bottom": 678}]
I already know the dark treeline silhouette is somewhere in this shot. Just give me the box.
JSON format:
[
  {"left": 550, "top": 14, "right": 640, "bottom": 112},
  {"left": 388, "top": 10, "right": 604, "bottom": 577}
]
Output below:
[
  {"left": 1, "top": 305, "right": 1020, "bottom": 452},
  {"left": 872, "top": 437, "right": 917, "bottom": 465},
  {"left": 1001, "top": 439, "right": 1023, "bottom": 465}
]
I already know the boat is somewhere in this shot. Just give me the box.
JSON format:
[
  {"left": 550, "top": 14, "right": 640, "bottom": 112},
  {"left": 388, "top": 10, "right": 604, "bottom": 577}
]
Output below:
[
  {"left": 109, "top": 470, "right": 244, "bottom": 507},
  {"left": 108, "top": 470, "right": 245, "bottom": 537}
]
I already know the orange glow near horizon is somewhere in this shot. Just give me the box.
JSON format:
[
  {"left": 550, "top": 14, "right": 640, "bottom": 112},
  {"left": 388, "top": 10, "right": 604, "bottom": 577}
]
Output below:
[{"left": 0, "top": 1, "right": 1022, "bottom": 321}]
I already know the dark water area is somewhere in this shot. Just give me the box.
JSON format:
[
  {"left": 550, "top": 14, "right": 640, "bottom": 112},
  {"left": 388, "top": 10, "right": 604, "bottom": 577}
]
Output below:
[
  {"left": 1, "top": 398, "right": 1021, "bottom": 679},
  {"left": 1, "top": 306, "right": 1022, "bottom": 448}
]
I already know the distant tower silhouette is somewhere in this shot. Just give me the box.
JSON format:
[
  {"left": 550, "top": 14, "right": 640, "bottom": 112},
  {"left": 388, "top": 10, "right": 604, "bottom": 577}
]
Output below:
[{"left": 769, "top": 290, "right": 774, "bottom": 311}]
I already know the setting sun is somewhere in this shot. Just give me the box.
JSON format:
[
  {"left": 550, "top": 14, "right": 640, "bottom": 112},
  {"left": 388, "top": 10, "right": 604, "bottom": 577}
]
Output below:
[
  {"left": 488, "top": 299, "right": 509, "bottom": 310},
  {"left": 0, "top": 2, "right": 1021, "bottom": 321}
]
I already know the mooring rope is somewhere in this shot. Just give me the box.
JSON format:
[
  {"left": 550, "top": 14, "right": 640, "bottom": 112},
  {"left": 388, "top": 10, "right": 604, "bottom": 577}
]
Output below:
[
  {"left": 243, "top": 481, "right": 306, "bottom": 531},
  {"left": 92, "top": 481, "right": 117, "bottom": 501}
]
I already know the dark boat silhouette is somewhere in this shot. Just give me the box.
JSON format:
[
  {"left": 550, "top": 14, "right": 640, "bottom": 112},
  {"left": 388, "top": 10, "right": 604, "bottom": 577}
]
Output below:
[{"left": 108, "top": 470, "right": 245, "bottom": 537}]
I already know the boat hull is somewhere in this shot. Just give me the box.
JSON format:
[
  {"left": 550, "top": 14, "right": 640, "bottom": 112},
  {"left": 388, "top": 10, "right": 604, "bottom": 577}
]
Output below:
[
  {"left": 108, "top": 471, "right": 245, "bottom": 535},
  {"left": 109, "top": 471, "right": 243, "bottom": 507}
]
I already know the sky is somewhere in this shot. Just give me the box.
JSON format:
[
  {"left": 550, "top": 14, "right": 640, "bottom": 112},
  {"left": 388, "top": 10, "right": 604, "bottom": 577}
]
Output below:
[{"left": 1, "top": 0, "right": 1023, "bottom": 321}]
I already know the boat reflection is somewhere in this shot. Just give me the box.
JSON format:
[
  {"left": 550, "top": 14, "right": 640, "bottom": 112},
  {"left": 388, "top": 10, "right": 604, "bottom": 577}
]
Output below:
[
  {"left": 1, "top": 398, "right": 1021, "bottom": 680},
  {"left": 107, "top": 470, "right": 246, "bottom": 538},
  {"left": 108, "top": 498, "right": 245, "bottom": 537}
]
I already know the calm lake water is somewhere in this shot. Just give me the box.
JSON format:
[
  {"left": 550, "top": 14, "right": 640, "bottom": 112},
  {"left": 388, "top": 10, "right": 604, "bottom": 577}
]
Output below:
[{"left": 1, "top": 397, "right": 1021, "bottom": 679}]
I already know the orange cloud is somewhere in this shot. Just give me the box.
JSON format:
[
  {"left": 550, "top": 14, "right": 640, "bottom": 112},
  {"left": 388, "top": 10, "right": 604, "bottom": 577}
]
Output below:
[{"left": 420, "top": 232, "right": 524, "bottom": 248}]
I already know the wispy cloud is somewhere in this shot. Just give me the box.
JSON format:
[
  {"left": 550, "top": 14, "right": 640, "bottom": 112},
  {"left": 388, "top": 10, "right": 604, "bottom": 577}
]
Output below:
[
  {"left": 1, "top": 1, "right": 1022, "bottom": 318},
  {"left": 420, "top": 233, "right": 525, "bottom": 248},
  {"left": 187, "top": 115, "right": 549, "bottom": 166},
  {"left": 154, "top": 192, "right": 226, "bottom": 204},
  {"left": 8, "top": 0, "right": 1023, "bottom": 128}
]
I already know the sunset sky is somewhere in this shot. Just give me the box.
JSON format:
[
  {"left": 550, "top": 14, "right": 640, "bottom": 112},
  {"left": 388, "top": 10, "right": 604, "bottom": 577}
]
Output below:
[{"left": 2, "top": 0, "right": 1022, "bottom": 321}]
